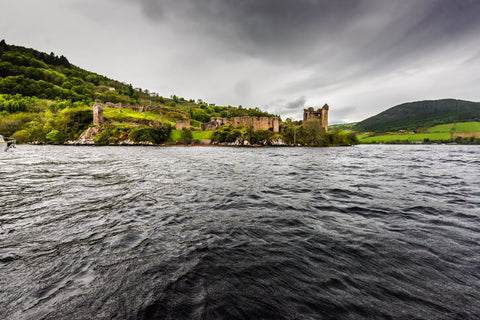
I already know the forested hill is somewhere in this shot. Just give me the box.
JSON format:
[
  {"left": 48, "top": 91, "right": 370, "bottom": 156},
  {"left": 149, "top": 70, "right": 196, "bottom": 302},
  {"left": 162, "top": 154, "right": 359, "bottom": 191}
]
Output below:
[
  {"left": 0, "top": 39, "right": 153, "bottom": 106},
  {"left": 0, "top": 41, "right": 293, "bottom": 146},
  {"left": 354, "top": 99, "right": 480, "bottom": 132}
]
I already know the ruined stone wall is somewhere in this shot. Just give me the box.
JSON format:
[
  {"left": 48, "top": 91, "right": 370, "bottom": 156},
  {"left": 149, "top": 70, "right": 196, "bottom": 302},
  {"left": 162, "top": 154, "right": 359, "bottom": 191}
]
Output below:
[
  {"left": 232, "top": 117, "right": 279, "bottom": 132},
  {"left": 201, "top": 116, "right": 279, "bottom": 132},
  {"left": 201, "top": 117, "right": 229, "bottom": 131},
  {"left": 93, "top": 102, "right": 104, "bottom": 126},
  {"left": 303, "top": 104, "right": 329, "bottom": 132},
  {"left": 174, "top": 120, "right": 190, "bottom": 130}
]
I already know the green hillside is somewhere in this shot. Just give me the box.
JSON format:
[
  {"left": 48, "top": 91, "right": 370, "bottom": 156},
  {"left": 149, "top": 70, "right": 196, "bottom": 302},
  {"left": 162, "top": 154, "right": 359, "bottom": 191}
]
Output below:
[
  {"left": 354, "top": 99, "right": 480, "bottom": 133},
  {"left": 0, "top": 40, "right": 277, "bottom": 144},
  {"left": 0, "top": 40, "right": 356, "bottom": 147}
]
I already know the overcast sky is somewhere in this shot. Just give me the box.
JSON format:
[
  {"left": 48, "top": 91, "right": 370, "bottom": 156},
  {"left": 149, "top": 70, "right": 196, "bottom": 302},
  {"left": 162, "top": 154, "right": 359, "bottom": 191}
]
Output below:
[{"left": 1, "top": 0, "right": 480, "bottom": 122}]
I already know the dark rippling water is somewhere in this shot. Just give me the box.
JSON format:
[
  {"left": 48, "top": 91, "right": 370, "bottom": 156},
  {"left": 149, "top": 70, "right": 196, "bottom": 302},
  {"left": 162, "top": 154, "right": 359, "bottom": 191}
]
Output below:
[{"left": 1, "top": 145, "right": 480, "bottom": 319}]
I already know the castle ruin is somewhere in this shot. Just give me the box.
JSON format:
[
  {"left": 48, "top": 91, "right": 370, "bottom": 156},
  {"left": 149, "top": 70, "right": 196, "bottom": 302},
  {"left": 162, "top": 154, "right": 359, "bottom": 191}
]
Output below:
[
  {"left": 303, "top": 104, "right": 328, "bottom": 131},
  {"left": 174, "top": 120, "right": 191, "bottom": 130},
  {"left": 201, "top": 116, "right": 279, "bottom": 132},
  {"left": 93, "top": 101, "right": 104, "bottom": 126}
]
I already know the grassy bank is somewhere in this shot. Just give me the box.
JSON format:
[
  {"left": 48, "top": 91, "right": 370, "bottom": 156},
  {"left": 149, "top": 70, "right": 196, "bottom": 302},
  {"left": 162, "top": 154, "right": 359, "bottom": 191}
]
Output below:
[{"left": 357, "top": 121, "right": 480, "bottom": 144}]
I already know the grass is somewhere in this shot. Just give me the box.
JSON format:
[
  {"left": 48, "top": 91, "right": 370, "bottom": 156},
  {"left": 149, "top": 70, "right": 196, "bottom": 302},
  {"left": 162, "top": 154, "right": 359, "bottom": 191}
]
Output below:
[
  {"left": 103, "top": 108, "right": 175, "bottom": 125},
  {"left": 423, "top": 123, "right": 454, "bottom": 133},
  {"left": 192, "top": 131, "right": 213, "bottom": 140},
  {"left": 170, "top": 130, "right": 182, "bottom": 142},
  {"left": 358, "top": 121, "right": 480, "bottom": 143},
  {"left": 170, "top": 130, "right": 213, "bottom": 142},
  {"left": 454, "top": 122, "right": 480, "bottom": 132},
  {"left": 359, "top": 132, "right": 451, "bottom": 143}
]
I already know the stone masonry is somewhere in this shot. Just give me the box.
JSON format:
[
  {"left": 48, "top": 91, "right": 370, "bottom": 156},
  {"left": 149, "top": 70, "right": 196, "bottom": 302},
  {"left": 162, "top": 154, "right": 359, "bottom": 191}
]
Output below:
[
  {"left": 174, "top": 120, "right": 191, "bottom": 130},
  {"left": 303, "top": 104, "right": 329, "bottom": 131},
  {"left": 93, "top": 101, "right": 104, "bottom": 126},
  {"left": 201, "top": 116, "right": 279, "bottom": 132}
]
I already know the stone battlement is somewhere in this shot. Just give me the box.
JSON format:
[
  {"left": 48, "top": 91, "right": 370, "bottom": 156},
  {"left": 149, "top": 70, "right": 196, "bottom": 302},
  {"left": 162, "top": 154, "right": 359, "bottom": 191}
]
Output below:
[
  {"left": 303, "top": 104, "right": 329, "bottom": 131},
  {"left": 201, "top": 116, "right": 279, "bottom": 132}
]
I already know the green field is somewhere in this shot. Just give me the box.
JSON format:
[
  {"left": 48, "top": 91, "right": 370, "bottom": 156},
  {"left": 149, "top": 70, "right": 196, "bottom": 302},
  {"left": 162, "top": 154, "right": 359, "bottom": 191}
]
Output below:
[
  {"left": 358, "top": 121, "right": 480, "bottom": 143},
  {"left": 423, "top": 123, "right": 454, "bottom": 133},
  {"left": 170, "top": 130, "right": 213, "bottom": 142},
  {"left": 454, "top": 122, "right": 480, "bottom": 132},
  {"left": 103, "top": 108, "right": 176, "bottom": 125},
  {"left": 359, "top": 132, "right": 451, "bottom": 143}
]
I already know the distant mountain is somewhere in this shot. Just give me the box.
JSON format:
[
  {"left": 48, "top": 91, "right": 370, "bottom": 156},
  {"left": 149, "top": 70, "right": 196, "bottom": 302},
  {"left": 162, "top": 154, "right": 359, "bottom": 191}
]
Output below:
[{"left": 354, "top": 99, "right": 480, "bottom": 132}]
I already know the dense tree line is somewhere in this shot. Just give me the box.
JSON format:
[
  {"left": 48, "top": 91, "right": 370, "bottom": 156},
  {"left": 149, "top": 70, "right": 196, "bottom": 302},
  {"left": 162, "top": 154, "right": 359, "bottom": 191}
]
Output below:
[
  {"left": 0, "top": 40, "right": 144, "bottom": 104},
  {"left": 211, "top": 121, "right": 358, "bottom": 146}
]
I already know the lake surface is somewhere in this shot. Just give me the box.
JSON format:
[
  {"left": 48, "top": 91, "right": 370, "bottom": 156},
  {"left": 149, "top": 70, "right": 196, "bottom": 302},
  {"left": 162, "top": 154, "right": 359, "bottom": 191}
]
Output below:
[{"left": 1, "top": 145, "right": 479, "bottom": 319}]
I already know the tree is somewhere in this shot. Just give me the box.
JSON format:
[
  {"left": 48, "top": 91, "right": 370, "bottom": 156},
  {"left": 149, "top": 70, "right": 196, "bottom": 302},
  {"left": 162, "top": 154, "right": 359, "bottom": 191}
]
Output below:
[
  {"left": 46, "top": 129, "right": 62, "bottom": 144},
  {"left": 303, "top": 119, "right": 325, "bottom": 146},
  {"left": 180, "top": 127, "right": 193, "bottom": 144},
  {"left": 0, "top": 39, "right": 8, "bottom": 51}
]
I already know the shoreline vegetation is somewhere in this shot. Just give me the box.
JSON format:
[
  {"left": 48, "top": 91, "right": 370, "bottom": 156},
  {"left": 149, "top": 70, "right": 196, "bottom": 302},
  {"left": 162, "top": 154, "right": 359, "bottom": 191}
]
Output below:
[
  {"left": 0, "top": 40, "right": 358, "bottom": 148},
  {"left": 1, "top": 40, "right": 479, "bottom": 147}
]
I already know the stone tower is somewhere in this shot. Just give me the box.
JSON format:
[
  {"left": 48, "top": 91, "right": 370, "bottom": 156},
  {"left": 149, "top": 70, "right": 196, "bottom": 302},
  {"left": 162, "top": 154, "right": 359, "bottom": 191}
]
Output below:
[
  {"left": 321, "top": 104, "right": 329, "bottom": 130},
  {"left": 303, "top": 104, "right": 329, "bottom": 131},
  {"left": 93, "top": 101, "right": 103, "bottom": 126}
]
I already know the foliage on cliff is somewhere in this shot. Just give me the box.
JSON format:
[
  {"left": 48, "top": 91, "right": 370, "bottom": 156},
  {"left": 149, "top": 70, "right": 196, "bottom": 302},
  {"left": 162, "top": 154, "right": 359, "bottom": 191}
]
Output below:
[
  {"left": 1, "top": 40, "right": 356, "bottom": 147},
  {"left": 0, "top": 40, "right": 281, "bottom": 144},
  {"left": 281, "top": 120, "right": 358, "bottom": 146},
  {"left": 210, "top": 121, "right": 358, "bottom": 146},
  {"left": 94, "top": 123, "right": 172, "bottom": 145},
  {"left": 0, "top": 39, "right": 146, "bottom": 104}
]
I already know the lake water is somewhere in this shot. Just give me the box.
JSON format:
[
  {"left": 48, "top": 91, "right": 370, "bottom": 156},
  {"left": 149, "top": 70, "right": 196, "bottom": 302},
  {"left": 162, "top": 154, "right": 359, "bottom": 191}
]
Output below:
[{"left": 1, "top": 145, "right": 479, "bottom": 319}]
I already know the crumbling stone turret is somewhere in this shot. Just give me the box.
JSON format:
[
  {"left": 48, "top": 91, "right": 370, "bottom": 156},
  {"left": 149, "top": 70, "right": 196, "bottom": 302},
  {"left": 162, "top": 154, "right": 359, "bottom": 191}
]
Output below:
[
  {"left": 303, "top": 104, "right": 328, "bottom": 131},
  {"left": 93, "top": 100, "right": 104, "bottom": 126}
]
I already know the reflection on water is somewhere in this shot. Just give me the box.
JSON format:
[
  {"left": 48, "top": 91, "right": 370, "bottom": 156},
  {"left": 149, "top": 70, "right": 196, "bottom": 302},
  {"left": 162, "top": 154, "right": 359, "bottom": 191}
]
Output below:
[{"left": 1, "top": 145, "right": 479, "bottom": 319}]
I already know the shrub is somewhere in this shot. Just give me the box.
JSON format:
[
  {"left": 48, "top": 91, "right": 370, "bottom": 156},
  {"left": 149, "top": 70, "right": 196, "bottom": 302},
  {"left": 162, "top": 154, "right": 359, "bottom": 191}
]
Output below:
[
  {"left": 129, "top": 123, "right": 172, "bottom": 144},
  {"left": 46, "top": 129, "right": 62, "bottom": 144},
  {"left": 180, "top": 128, "right": 193, "bottom": 143}
]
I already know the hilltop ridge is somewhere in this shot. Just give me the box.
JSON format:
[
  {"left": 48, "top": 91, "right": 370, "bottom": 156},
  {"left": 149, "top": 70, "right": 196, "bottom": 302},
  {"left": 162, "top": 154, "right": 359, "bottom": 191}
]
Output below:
[{"left": 354, "top": 99, "right": 480, "bottom": 133}]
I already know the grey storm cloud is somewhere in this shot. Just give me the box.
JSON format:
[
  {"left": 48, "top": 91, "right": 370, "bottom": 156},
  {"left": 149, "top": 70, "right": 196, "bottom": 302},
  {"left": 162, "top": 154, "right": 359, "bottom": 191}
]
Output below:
[
  {"left": 135, "top": 0, "right": 480, "bottom": 109},
  {"left": 2, "top": 0, "right": 480, "bottom": 122},
  {"left": 137, "top": 0, "right": 480, "bottom": 61},
  {"left": 284, "top": 96, "right": 307, "bottom": 110}
]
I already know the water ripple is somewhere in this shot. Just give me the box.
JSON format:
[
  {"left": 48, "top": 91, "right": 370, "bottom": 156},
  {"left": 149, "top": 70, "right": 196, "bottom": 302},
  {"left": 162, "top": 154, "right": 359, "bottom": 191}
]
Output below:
[{"left": 1, "top": 145, "right": 480, "bottom": 319}]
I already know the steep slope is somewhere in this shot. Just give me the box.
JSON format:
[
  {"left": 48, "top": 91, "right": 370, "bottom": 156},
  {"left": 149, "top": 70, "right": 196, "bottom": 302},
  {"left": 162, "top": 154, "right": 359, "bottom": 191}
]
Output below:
[
  {"left": 0, "top": 39, "right": 151, "bottom": 105},
  {"left": 354, "top": 99, "right": 480, "bottom": 132},
  {"left": 0, "top": 40, "right": 279, "bottom": 144}
]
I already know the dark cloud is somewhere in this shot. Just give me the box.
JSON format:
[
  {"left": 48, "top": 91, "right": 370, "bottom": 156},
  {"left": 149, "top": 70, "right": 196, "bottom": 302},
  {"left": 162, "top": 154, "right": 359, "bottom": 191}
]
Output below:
[
  {"left": 284, "top": 96, "right": 307, "bottom": 110},
  {"left": 2, "top": 0, "right": 479, "bottom": 122},
  {"left": 138, "top": 0, "right": 480, "bottom": 62}
]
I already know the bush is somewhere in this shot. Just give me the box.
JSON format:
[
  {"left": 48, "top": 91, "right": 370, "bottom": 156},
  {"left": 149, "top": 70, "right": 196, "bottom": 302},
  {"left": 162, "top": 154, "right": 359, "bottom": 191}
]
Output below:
[
  {"left": 252, "top": 129, "right": 274, "bottom": 144},
  {"left": 11, "top": 129, "right": 28, "bottom": 143},
  {"left": 46, "top": 129, "right": 62, "bottom": 144},
  {"left": 94, "top": 125, "right": 130, "bottom": 145},
  {"left": 180, "top": 128, "right": 193, "bottom": 143},
  {"left": 129, "top": 123, "right": 172, "bottom": 144}
]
